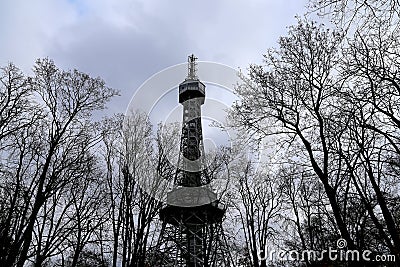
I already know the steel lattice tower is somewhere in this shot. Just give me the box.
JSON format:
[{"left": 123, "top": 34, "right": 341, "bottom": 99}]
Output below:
[{"left": 151, "top": 55, "right": 229, "bottom": 267}]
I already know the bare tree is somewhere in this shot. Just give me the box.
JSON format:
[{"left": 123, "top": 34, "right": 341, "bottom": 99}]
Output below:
[
  {"left": 0, "top": 63, "right": 38, "bottom": 144},
  {"left": 279, "top": 164, "right": 338, "bottom": 266},
  {"left": 231, "top": 7, "right": 400, "bottom": 264},
  {"left": 309, "top": 0, "right": 400, "bottom": 32},
  {"left": 230, "top": 161, "right": 283, "bottom": 267},
  {"left": 0, "top": 58, "right": 118, "bottom": 267},
  {"left": 232, "top": 18, "right": 357, "bottom": 250},
  {"left": 308, "top": 0, "right": 400, "bottom": 263},
  {"left": 335, "top": 29, "right": 400, "bottom": 261},
  {"left": 102, "top": 112, "right": 169, "bottom": 267}
]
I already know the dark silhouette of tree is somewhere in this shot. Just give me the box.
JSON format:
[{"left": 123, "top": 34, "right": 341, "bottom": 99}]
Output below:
[
  {"left": 0, "top": 58, "right": 118, "bottom": 267},
  {"left": 231, "top": 12, "right": 400, "bottom": 265},
  {"left": 232, "top": 18, "right": 356, "bottom": 250}
]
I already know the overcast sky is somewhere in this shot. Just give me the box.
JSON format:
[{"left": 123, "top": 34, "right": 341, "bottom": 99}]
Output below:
[{"left": 1, "top": 0, "right": 309, "bottom": 115}]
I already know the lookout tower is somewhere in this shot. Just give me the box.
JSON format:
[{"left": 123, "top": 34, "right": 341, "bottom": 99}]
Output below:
[{"left": 153, "top": 55, "right": 229, "bottom": 267}]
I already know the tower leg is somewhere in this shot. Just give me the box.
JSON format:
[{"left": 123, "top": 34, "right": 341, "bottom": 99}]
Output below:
[
  {"left": 152, "top": 218, "right": 231, "bottom": 267},
  {"left": 186, "top": 224, "right": 203, "bottom": 267}
]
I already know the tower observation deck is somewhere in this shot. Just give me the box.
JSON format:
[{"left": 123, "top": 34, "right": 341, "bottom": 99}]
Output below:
[{"left": 154, "top": 55, "right": 228, "bottom": 267}]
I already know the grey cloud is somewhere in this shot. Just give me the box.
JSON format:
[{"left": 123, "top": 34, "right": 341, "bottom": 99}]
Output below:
[
  {"left": 46, "top": 19, "right": 196, "bottom": 114},
  {"left": 1, "top": 0, "right": 308, "bottom": 116}
]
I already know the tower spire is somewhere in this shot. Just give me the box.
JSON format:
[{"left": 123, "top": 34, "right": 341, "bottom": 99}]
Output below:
[{"left": 187, "top": 54, "right": 198, "bottom": 80}]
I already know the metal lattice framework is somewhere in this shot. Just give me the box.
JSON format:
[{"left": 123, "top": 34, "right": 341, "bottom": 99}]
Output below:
[{"left": 151, "top": 55, "right": 230, "bottom": 267}]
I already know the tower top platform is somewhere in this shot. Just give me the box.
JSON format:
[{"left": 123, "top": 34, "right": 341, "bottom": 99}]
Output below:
[{"left": 179, "top": 54, "right": 205, "bottom": 103}]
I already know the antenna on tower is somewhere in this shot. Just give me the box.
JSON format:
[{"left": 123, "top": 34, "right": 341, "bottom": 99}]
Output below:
[{"left": 187, "top": 54, "right": 198, "bottom": 80}]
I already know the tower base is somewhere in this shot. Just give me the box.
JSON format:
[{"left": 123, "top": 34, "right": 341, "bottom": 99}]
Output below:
[{"left": 149, "top": 202, "right": 230, "bottom": 267}]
